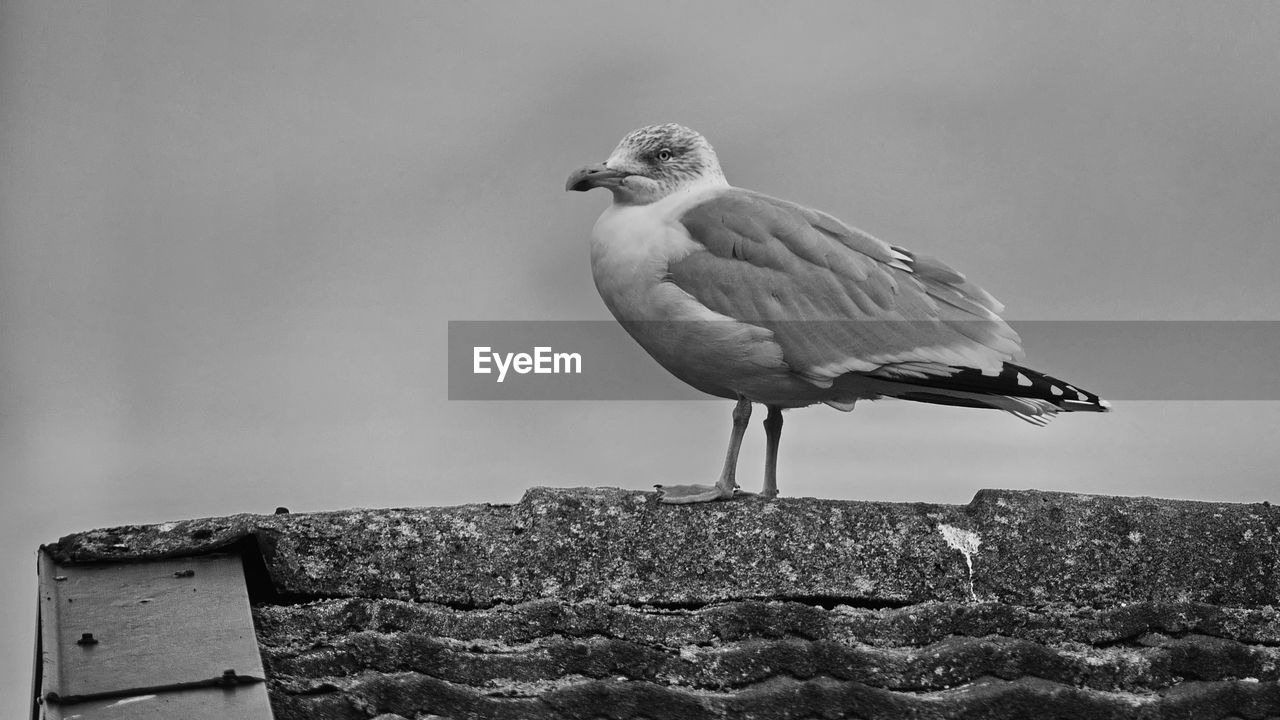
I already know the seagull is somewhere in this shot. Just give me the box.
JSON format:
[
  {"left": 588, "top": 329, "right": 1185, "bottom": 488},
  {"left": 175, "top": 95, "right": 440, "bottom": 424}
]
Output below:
[{"left": 566, "top": 123, "right": 1109, "bottom": 504}]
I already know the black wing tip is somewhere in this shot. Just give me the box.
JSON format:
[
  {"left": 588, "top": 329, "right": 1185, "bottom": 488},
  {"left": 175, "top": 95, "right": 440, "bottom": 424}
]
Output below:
[{"left": 888, "top": 363, "right": 1111, "bottom": 413}]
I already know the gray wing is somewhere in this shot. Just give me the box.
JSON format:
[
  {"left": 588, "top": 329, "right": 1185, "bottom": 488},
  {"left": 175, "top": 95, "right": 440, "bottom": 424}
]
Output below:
[{"left": 668, "top": 188, "right": 1023, "bottom": 387}]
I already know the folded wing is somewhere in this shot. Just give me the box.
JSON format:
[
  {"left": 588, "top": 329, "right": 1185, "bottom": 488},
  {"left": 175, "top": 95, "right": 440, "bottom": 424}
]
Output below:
[{"left": 668, "top": 189, "right": 1025, "bottom": 388}]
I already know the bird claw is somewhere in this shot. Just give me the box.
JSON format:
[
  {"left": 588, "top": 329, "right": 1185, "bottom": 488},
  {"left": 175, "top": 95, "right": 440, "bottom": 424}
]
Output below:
[{"left": 653, "top": 483, "right": 737, "bottom": 504}]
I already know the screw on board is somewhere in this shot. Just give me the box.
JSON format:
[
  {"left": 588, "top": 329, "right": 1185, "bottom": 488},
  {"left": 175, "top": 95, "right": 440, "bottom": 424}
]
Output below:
[
  {"left": 220, "top": 669, "right": 237, "bottom": 686},
  {"left": 76, "top": 633, "right": 99, "bottom": 646}
]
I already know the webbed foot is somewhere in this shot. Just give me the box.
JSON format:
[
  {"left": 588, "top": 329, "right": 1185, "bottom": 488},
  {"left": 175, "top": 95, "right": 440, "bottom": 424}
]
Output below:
[{"left": 654, "top": 483, "right": 737, "bottom": 504}]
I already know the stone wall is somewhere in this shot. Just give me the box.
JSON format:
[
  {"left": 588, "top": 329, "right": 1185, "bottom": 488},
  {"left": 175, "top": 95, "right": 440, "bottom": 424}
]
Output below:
[{"left": 45, "top": 487, "right": 1280, "bottom": 719}]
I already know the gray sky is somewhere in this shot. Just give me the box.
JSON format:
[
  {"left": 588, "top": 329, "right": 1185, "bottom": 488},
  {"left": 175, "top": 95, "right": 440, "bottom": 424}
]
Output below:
[{"left": 4, "top": 1, "right": 1280, "bottom": 714}]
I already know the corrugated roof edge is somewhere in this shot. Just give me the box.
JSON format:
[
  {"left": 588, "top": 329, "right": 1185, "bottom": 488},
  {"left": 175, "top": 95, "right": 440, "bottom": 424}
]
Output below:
[{"left": 34, "top": 487, "right": 1280, "bottom": 719}]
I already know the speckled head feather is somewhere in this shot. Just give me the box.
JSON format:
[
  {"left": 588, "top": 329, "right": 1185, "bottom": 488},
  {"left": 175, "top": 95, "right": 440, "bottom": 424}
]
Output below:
[
  {"left": 606, "top": 124, "right": 727, "bottom": 199},
  {"left": 566, "top": 123, "right": 728, "bottom": 205}
]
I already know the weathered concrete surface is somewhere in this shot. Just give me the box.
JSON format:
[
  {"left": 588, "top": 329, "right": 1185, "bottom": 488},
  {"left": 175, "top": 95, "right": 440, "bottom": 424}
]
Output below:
[
  {"left": 43, "top": 487, "right": 1280, "bottom": 719},
  {"left": 47, "top": 487, "right": 1280, "bottom": 608}
]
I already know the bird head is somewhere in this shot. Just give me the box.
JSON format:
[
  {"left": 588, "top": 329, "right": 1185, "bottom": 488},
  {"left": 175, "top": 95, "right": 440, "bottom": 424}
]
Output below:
[{"left": 566, "top": 123, "right": 727, "bottom": 205}]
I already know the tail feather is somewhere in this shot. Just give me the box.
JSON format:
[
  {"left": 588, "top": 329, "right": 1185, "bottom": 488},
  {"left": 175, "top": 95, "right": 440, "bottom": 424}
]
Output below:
[{"left": 866, "top": 362, "right": 1110, "bottom": 424}]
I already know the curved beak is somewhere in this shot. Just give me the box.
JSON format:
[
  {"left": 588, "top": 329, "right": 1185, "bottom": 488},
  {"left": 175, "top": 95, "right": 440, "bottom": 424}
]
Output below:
[{"left": 566, "top": 163, "right": 628, "bottom": 192}]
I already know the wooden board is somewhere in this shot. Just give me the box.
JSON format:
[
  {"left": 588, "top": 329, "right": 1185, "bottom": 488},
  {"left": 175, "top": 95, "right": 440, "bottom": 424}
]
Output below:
[{"left": 37, "top": 551, "right": 271, "bottom": 718}]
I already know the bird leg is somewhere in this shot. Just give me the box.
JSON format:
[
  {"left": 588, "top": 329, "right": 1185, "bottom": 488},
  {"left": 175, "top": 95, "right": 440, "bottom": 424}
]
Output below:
[
  {"left": 656, "top": 396, "right": 751, "bottom": 504},
  {"left": 762, "top": 405, "right": 783, "bottom": 499}
]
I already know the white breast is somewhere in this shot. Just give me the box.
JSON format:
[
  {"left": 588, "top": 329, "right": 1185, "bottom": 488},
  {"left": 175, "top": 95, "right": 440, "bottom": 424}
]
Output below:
[
  {"left": 588, "top": 183, "right": 726, "bottom": 323},
  {"left": 586, "top": 184, "right": 822, "bottom": 405}
]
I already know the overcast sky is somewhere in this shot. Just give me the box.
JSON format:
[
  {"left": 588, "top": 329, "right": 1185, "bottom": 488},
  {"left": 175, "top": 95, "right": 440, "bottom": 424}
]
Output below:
[{"left": 3, "top": 1, "right": 1279, "bottom": 714}]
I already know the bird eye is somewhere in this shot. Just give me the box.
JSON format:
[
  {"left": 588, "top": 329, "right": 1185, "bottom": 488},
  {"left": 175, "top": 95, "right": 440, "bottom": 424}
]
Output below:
[{"left": 656, "top": 148, "right": 673, "bottom": 162}]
